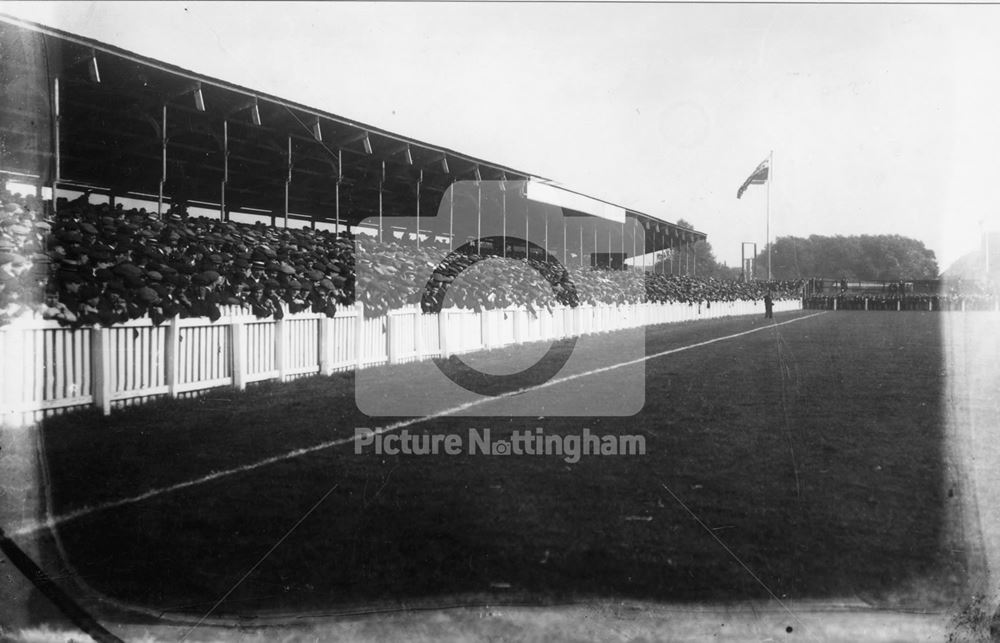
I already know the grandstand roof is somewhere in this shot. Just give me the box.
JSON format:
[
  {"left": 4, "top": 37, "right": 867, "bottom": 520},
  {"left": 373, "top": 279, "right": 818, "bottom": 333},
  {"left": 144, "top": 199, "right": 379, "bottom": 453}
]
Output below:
[{"left": 0, "top": 16, "right": 706, "bottom": 248}]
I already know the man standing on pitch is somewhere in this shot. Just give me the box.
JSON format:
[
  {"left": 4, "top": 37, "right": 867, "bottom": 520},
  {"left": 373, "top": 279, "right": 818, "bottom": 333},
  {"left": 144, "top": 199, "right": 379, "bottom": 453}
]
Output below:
[{"left": 764, "top": 290, "right": 774, "bottom": 319}]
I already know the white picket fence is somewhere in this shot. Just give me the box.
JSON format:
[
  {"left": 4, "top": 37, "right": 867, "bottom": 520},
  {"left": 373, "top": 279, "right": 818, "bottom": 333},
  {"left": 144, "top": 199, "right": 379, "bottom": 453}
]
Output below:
[{"left": 0, "top": 298, "right": 801, "bottom": 425}]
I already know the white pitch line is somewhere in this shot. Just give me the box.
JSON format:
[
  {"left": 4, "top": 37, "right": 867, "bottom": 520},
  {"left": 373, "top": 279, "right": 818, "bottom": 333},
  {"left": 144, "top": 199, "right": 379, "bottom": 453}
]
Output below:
[{"left": 12, "top": 311, "right": 827, "bottom": 538}]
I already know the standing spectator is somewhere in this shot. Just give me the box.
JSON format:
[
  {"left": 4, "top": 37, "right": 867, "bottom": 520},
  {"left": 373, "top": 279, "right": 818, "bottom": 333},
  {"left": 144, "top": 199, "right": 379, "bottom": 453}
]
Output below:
[{"left": 39, "top": 285, "right": 77, "bottom": 324}]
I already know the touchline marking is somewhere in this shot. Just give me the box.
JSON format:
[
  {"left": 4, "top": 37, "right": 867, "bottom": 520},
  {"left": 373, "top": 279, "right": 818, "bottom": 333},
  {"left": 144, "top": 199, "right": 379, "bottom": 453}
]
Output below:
[{"left": 12, "top": 311, "right": 827, "bottom": 538}]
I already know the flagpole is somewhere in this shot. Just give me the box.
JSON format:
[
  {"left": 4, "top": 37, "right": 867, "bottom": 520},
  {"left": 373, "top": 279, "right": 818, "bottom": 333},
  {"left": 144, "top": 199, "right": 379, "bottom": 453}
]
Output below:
[{"left": 767, "top": 149, "right": 773, "bottom": 281}]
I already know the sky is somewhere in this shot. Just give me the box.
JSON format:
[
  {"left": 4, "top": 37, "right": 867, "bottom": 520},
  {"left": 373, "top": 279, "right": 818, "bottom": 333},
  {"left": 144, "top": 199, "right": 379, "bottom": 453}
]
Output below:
[{"left": 3, "top": 1, "right": 999, "bottom": 270}]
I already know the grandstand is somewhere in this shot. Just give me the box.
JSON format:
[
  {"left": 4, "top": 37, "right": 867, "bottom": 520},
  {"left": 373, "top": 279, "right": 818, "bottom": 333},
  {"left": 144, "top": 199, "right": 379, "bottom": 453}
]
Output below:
[
  {"left": 0, "top": 17, "right": 803, "bottom": 422},
  {"left": 0, "top": 187, "right": 802, "bottom": 422},
  {"left": 0, "top": 18, "right": 705, "bottom": 260}
]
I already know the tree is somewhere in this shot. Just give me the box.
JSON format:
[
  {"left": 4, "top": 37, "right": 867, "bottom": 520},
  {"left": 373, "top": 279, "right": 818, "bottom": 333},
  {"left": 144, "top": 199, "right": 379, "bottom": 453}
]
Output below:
[
  {"left": 692, "top": 239, "right": 740, "bottom": 278},
  {"left": 755, "top": 234, "right": 938, "bottom": 280}
]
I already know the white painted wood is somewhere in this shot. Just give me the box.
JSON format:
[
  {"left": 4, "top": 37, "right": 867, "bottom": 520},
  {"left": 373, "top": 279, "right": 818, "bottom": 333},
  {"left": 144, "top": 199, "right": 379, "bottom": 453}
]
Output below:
[
  {"left": 91, "top": 327, "right": 113, "bottom": 416},
  {"left": 0, "top": 299, "right": 805, "bottom": 417},
  {"left": 275, "top": 314, "right": 287, "bottom": 381},
  {"left": 438, "top": 307, "right": 449, "bottom": 358},
  {"left": 318, "top": 317, "right": 333, "bottom": 376},
  {"left": 165, "top": 316, "right": 180, "bottom": 398},
  {"left": 231, "top": 321, "right": 247, "bottom": 391}
]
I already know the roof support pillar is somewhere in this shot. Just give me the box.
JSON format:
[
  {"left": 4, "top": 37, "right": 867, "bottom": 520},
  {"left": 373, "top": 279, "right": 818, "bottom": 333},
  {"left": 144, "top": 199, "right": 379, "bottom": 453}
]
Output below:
[
  {"left": 562, "top": 217, "right": 566, "bottom": 267},
  {"left": 544, "top": 208, "right": 548, "bottom": 261},
  {"left": 608, "top": 222, "right": 612, "bottom": 266},
  {"left": 620, "top": 221, "right": 625, "bottom": 270},
  {"left": 656, "top": 236, "right": 661, "bottom": 274},
  {"left": 476, "top": 181, "right": 481, "bottom": 256},
  {"left": 631, "top": 221, "right": 636, "bottom": 272},
  {"left": 157, "top": 103, "right": 166, "bottom": 218},
  {"left": 335, "top": 149, "right": 342, "bottom": 236},
  {"left": 501, "top": 188, "right": 507, "bottom": 258},
  {"left": 524, "top": 202, "right": 529, "bottom": 259},
  {"left": 656, "top": 231, "right": 661, "bottom": 274},
  {"left": 283, "top": 135, "right": 291, "bottom": 229},
  {"left": 646, "top": 226, "right": 651, "bottom": 273},
  {"left": 378, "top": 160, "right": 384, "bottom": 243},
  {"left": 655, "top": 233, "right": 660, "bottom": 274},
  {"left": 221, "top": 120, "right": 229, "bottom": 223},
  {"left": 51, "top": 77, "right": 60, "bottom": 214},
  {"left": 448, "top": 183, "right": 454, "bottom": 251},
  {"left": 416, "top": 169, "right": 422, "bottom": 249}
]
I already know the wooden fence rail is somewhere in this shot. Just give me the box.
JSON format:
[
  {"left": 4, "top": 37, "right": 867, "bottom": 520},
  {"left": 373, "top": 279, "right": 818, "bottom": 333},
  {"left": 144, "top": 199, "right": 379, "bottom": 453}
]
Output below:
[{"left": 0, "top": 298, "right": 801, "bottom": 425}]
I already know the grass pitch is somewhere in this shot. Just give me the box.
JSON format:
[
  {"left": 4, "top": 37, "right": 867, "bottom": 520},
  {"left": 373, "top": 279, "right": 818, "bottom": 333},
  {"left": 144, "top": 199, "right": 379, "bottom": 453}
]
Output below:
[{"left": 39, "top": 310, "right": 968, "bottom": 617}]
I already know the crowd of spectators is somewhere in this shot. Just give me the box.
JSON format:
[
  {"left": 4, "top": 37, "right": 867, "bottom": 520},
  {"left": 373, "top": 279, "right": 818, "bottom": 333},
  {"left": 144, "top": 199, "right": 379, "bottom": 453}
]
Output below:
[
  {"left": 644, "top": 275, "right": 801, "bottom": 306},
  {"left": 1, "top": 189, "right": 804, "bottom": 328},
  {"left": 803, "top": 275, "right": 997, "bottom": 311},
  {"left": 354, "top": 236, "right": 802, "bottom": 315},
  {"left": 805, "top": 293, "right": 998, "bottom": 311},
  {"left": 0, "top": 191, "right": 353, "bottom": 327}
]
